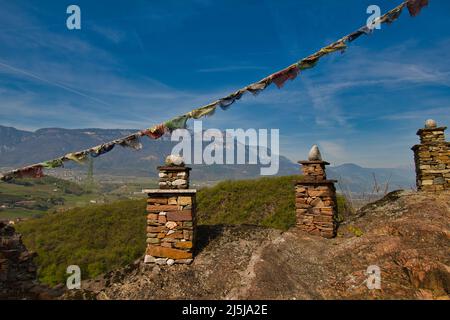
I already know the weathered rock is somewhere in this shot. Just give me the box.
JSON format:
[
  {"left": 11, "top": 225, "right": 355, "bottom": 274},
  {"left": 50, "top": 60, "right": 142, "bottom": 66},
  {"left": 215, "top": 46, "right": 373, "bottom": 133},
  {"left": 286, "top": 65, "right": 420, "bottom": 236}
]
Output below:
[
  {"left": 0, "top": 222, "right": 61, "bottom": 299},
  {"left": 175, "top": 241, "right": 193, "bottom": 249},
  {"left": 146, "top": 246, "right": 193, "bottom": 259},
  {"left": 178, "top": 197, "right": 192, "bottom": 206},
  {"left": 165, "top": 221, "right": 178, "bottom": 230},
  {"left": 165, "top": 155, "right": 185, "bottom": 166},
  {"left": 425, "top": 119, "right": 437, "bottom": 129},
  {"left": 144, "top": 255, "right": 156, "bottom": 264},
  {"left": 172, "top": 179, "right": 187, "bottom": 186},
  {"left": 166, "top": 259, "right": 175, "bottom": 266},
  {"left": 308, "top": 145, "right": 322, "bottom": 161}
]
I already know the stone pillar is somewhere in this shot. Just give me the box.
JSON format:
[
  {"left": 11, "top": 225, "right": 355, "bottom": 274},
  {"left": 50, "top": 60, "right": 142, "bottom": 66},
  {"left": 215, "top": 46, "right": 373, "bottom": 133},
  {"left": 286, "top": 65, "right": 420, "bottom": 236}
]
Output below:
[
  {"left": 295, "top": 145, "right": 338, "bottom": 238},
  {"left": 412, "top": 119, "right": 450, "bottom": 192},
  {"left": 143, "top": 159, "right": 196, "bottom": 265}
]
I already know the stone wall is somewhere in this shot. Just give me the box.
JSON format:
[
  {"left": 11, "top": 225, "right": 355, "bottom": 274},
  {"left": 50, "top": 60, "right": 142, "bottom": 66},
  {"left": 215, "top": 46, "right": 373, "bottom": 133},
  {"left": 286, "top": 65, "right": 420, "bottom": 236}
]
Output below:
[
  {"left": 412, "top": 121, "right": 450, "bottom": 192},
  {"left": 295, "top": 155, "right": 338, "bottom": 238},
  {"left": 0, "top": 222, "right": 37, "bottom": 298},
  {"left": 158, "top": 166, "right": 190, "bottom": 189}
]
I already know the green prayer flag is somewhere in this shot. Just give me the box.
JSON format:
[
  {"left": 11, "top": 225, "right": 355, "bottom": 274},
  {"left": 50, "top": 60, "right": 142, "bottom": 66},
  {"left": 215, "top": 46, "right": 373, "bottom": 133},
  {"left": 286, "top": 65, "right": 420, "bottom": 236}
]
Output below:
[
  {"left": 188, "top": 104, "right": 217, "bottom": 119},
  {"left": 164, "top": 115, "right": 189, "bottom": 131},
  {"left": 40, "top": 158, "right": 64, "bottom": 169}
]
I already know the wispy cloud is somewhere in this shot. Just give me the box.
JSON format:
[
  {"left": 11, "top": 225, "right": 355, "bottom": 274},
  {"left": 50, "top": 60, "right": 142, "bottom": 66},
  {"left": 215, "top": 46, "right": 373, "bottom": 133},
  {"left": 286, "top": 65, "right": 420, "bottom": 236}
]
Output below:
[
  {"left": 197, "top": 65, "right": 268, "bottom": 73},
  {"left": 318, "top": 140, "right": 347, "bottom": 162}
]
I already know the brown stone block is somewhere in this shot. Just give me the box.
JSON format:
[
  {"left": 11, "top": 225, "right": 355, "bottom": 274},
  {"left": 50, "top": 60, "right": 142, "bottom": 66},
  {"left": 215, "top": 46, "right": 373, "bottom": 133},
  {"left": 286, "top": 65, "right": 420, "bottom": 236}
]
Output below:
[
  {"left": 147, "top": 205, "right": 179, "bottom": 212},
  {"left": 157, "top": 233, "right": 166, "bottom": 239},
  {"left": 310, "top": 198, "right": 324, "bottom": 207},
  {"left": 159, "top": 215, "right": 167, "bottom": 223},
  {"left": 319, "top": 209, "right": 334, "bottom": 216},
  {"left": 147, "top": 213, "right": 158, "bottom": 220},
  {"left": 295, "top": 198, "right": 307, "bottom": 204},
  {"left": 147, "top": 226, "right": 165, "bottom": 233},
  {"left": 166, "top": 210, "right": 192, "bottom": 221},
  {"left": 175, "top": 241, "right": 193, "bottom": 249},
  {"left": 146, "top": 245, "right": 193, "bottom": 259},
  {"left": 147, "top": 198, "right": 168, "bottom": 205},
  {"left": 161, "top": 238, "right": 177, "bottom": 243},
  {"left": 166, "top": 231, "right": 184, "bottom": 239},
  {"left": 178, "top": 196, "right": 192, "bottom": 206},
  {"left": 313, "top": 216, "right": 333, "bottom": 223},
  {"left": 308, "top": 190, "right": 332, "bottom": 197}
]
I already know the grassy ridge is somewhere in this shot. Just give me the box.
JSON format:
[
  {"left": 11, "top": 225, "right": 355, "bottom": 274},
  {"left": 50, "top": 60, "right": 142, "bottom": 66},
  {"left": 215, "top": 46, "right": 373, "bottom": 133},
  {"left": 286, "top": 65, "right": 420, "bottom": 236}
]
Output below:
[
  {"left": 16, "top": 175, "right": 347, "bottom": 285},
  {"left": 17, "top": 199, "right": 147, "bottom": 285},
  {"left": 197, "top": 176, "right": 298, "bottom": 230}
]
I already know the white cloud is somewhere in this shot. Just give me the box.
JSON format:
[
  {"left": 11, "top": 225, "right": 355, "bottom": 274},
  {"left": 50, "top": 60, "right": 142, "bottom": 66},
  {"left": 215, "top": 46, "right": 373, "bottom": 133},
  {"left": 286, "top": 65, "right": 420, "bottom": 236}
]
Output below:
[{"left": 318, "top": 140, "right": 347, "bottom": 163}]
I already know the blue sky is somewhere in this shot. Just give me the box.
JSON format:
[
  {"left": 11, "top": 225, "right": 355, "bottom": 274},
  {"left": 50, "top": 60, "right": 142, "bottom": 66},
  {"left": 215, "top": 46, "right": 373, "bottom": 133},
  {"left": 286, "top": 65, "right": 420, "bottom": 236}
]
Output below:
[{"left": 1, "top": 0, "right": 449, "bottom": 168}]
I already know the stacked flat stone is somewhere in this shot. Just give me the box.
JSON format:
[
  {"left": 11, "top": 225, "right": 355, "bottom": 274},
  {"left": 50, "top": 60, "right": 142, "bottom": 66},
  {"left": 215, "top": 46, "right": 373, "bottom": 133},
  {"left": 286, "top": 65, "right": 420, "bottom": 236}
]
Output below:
[
  {"left": 295, "top": 156, "right": 338, "bottom": 238},
  {"left": 158, "top": 166, "right": 191, "bottom": 189},
  {"left": 143, "top": 164, "right": 196, "bottom": 266},
  {"left": 0, "top": 222, "right": 37, "bottom": 297},
  {"left": 300, "top": 161, "right": 327, "bottom": 181},
  {"left": 412, "top": 121, "right": 450, "bottom": 192}
]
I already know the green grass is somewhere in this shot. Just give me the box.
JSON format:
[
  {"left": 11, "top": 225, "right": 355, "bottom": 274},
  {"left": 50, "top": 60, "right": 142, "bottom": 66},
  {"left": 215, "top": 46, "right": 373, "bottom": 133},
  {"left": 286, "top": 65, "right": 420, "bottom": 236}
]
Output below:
[
  {"left": 16, "top": 199, "right": 147, "bottom": 286},
  {"left": 0, "top": 176, "right": 86, "bottom": 219},
  {"left": 0, "top": 176, "right": 150, "bottom": 220},
  {"left": 15, "top": 175, "right": 349, "bottom": 285},
  {"left": 0, "top": 208, "right": 45, "bottom": 220},
  {"left": 197, "top": 176, "right": 349, "bottom": 230},
  {"left": 197, "top": 176, "right": 298, "bottom": 230}
]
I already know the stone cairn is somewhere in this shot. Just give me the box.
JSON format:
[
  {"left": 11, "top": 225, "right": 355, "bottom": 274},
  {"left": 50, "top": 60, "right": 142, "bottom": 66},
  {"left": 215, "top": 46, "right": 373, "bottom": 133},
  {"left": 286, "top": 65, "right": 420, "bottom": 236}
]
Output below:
[
  {"left": 295, "top": 145, "right": 338, "bottom": 238},
  {"left": 412, "top": 119, "right": 450, "bottom": 192},
  {"left": 144, "top": 155, "right": 196, "bottom": 266}
]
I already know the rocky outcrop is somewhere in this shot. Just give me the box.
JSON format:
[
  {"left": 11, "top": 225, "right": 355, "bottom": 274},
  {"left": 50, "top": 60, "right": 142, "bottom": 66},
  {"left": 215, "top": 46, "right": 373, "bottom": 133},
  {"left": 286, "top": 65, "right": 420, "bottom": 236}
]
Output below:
[
  {"left": 0, "top": 222, "right": 38, "bottom": 299},
  {"left": 62, "top": 190, "right": 450, "bottom": 300},
  {"left": 0, "top": 222, "right": 63, "bottom": 299}
]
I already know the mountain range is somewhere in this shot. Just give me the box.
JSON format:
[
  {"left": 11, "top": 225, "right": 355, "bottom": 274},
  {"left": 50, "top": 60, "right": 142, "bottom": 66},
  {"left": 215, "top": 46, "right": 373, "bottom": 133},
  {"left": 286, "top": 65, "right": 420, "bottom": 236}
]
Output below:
[{"left": 0, "top": 125, "right": 415, "bottom": 192}]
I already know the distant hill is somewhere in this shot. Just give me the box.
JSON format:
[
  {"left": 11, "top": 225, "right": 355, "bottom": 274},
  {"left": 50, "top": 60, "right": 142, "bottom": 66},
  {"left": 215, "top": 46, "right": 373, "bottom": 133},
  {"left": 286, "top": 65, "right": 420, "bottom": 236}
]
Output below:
[
  {"left": 0, "top": 125, "right": 297, "bottom": 180},
  {"left": 328, "top": 163, "right": 416, "bottom": 194}
]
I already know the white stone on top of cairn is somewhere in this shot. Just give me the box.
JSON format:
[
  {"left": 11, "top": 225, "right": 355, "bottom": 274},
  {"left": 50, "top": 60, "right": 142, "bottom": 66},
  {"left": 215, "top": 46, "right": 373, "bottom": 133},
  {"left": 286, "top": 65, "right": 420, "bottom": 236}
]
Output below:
[
  {"left": 165, "top": 154, "right": 185, "bottom": 166},
  {"left": 308, "top": 145, "right": 322, "bottom": 161},
  {"left": 425, "top": 119, "right": 437, "bottom": 129}
]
